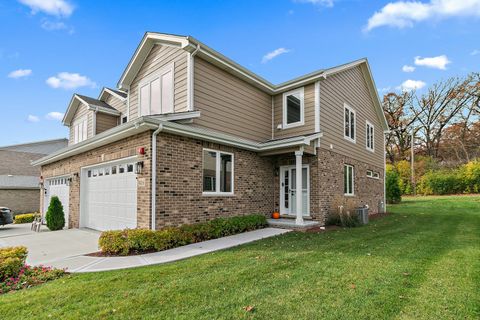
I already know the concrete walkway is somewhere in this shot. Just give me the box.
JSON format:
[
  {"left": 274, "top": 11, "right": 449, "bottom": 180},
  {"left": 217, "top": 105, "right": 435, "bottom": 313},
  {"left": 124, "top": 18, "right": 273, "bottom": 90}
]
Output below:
[{"left": 47, "top": 228, "right": 290, "bottom": 273}]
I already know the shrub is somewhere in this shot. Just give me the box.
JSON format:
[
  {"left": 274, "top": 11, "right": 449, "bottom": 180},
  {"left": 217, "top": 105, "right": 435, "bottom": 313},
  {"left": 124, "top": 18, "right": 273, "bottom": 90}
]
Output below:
[
  {"left": 327, "top": 196, "right": 361, "bottom": 227},
  {"left": 418, "top": 170, "right": 464, "bottom": 195},
  {"left": 0, "top": 264, "right": 66, "bottom": 295},
  {"left": 14, "top": 213, "right": 39, "bottom": 224},
  {"left": 0, "top": 246, "right": 28, "bottom": 281},
  {"left": 386, "top": 165, "right": 402, "bottom": 204},
  {"left": 462, "top": 160, "right": 480, "bottom": 193},
  {"left": 45, "top": 196, "right": 65, "bottom": 231},
  {"left": 99, "top": 214, "right": 268, "bottom": 256}
]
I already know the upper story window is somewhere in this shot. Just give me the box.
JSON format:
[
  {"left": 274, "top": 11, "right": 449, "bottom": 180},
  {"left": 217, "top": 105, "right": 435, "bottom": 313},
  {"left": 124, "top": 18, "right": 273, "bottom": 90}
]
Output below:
[
  {"left": 366, "top": 121, "right": 374, "bottom": 152},
  {"left": 139, "top": 64, "right": 174, "bottom": 116},
  {"left": 202, "top": 149, "right": 234, "bottom": 195},
  {"left": 282, "top": 88, "right": 304, "bottom": 129},
  {"left": 344, "top": 104, "right": 356, "bottom": 143},
  {"left": 73, "top": 117, "right": 87, "bottom": 144}
]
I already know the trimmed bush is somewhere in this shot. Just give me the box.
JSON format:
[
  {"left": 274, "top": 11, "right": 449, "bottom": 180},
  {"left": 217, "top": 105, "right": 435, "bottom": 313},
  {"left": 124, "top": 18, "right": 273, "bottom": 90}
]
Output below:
[
  {"left": 418, "top": 170, "right": 464, "bottom": 195},
  {"left": 386, "top": 165, "right": 402, "bottom": 204},
  {"left": 99, "top": 214, "right": 268, "bottom": 256},
  {"left": 0, "top": 246, "right": 28, "bottom": 281},
  {"left": 462, "top": 160, "right": 480, "bottom": 193},
  {"left": 14, "top": 213, "right": 39, "bottom": 224},
  {"left": 45, "top": 196, "right": 65, "bottom": 231}
]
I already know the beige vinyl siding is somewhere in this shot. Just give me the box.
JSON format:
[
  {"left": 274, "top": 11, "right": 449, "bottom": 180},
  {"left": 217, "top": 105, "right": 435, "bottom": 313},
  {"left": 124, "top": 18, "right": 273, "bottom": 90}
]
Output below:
[
  {"left": 193, "top": 57, "right": 272, "bottom": 142},
  {"left": 129, "top": 44, "right": 188, "bottom": 120},
  {"left": 105, "top": 94, "right": 127, "bottom": 117},
  {"left": 95, "top": 113, "right": 119, "bottom": 134},
  {"left": 319, "top": 66, "right": 384, "bottom": 166},
  {"left": 273, "top": 84, "right": 315, "bottom": 139},
  {"left": 68, "top": 103, "right": 92, "bottom": 145}
]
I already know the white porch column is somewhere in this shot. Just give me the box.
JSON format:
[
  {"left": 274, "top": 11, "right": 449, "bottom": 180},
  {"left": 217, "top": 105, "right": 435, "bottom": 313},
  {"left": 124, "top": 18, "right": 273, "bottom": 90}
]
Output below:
[{"left": 295, "top": 150, "right": 304, "bottom": 225}]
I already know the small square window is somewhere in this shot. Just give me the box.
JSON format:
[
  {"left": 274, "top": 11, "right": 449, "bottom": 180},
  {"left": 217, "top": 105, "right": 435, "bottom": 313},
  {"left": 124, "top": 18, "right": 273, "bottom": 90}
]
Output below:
[
  {"left": 119, "top": 165, "right": 125, "bottom": 174},
  {"left": 373, "top": 172, "right": 380, "bottom": 179},
  {"left": 122, "top": 116, "right": 128, "bottom": 124},
  {"left": 87, "top": 170, "right": 92, "bottom": 178},
  {"left": 367, "top": 170, "right": 373, "bottom": 177},
  {"left": 127, "top": 164, "right": 134, "bottom": 173},
  {"left": 105, "top": 167, "right": 110, "bottom": 176},
  {"left": 112, "top": 166, "right": 117, "bottom": 175},
  {"left": 93, "top": 169, "right": 98, "bottom": 177}
]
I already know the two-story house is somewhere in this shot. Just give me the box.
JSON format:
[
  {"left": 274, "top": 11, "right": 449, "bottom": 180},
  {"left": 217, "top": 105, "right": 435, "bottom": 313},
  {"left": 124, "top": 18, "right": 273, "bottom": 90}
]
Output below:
[{"left": 33, "top": 32, "right": 388, "bottom": 231}]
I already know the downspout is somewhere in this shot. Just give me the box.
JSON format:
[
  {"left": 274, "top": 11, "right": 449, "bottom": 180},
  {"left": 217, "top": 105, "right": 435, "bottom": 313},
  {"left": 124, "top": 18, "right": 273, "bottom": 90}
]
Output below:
[
  {"left": 187, "top": 44, "right": 201, "bottom": 111},
  {"left": 93, "top": 106, "right": 99, "bottom": 136},
  {"left": 151, "top": 123, "right": 164, "bottom": 230}
]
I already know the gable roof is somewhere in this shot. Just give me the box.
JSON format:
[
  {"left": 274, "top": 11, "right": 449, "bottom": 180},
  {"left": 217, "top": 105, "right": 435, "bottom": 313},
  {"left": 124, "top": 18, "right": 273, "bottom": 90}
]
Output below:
[
  {"left": 0, "top": 138, "right": 67, "bottom": 155},
  {"left": 98, "top": 87, "right": 127, "bottom": 101},
  {"left": 117, "top": 32, "right": 388, "bottom": 130},
  {"left": 63, "top": 94, "right": 121, "bottom": 125}
]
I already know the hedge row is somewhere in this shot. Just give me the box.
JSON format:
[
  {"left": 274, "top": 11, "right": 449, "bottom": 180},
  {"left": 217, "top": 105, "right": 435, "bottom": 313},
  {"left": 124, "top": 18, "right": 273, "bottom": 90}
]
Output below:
[
  {"left": 0, "top": 246, "right": 28, "bottom": 281},
  {"left": 13, "top": 213, "right": 39, "bottom": 224},
  {"left": 99, "top": 214, "right": 268, "bottom": 256}
]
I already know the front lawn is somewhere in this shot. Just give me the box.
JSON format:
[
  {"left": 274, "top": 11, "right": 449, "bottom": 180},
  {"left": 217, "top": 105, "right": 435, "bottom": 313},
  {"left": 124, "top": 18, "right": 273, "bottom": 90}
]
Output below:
[{"left": 1, "top": 195, "right": 479, "bottom": 319}]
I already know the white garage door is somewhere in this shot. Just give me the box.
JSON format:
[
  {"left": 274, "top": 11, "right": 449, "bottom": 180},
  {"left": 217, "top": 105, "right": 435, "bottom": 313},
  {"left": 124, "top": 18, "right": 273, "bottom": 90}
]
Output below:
[
  {"left": 82, "top": 161, "right": 137, "bottom": 231},
  {"left": 44, "top": 177, "right": 70, "bottom": 228}
]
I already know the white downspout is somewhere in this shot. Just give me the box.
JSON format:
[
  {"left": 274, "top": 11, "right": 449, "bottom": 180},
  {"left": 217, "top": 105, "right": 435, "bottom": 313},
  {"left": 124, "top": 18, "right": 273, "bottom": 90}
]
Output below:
[
  {"left": 187, "top": 44, "right": 201, "bottom": 111},
  {"left": 93, "top": 106, "right": 99, "bottom": 136},
  {"left": 151, "top": 123, "right": 164, "bottom": 230}
]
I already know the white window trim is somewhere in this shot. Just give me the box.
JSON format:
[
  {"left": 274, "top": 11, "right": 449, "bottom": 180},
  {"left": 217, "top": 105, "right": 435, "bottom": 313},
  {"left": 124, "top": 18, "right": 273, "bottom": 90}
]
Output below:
[
  {"left": 366, "top": 120, "right": 375, "bottom": 152},
  {"left": 344, "top": 164, "right": 355, "bottom": 196},
  {"left": 282, "top": 87, "right": 305, "bottom": 129},
  {"left": 137, "top": 62, "right": 175, "bottom": 117},
  {"left": 343, "top": 103, "right": 356, "bottom": 144},
  {"left": 72, "top": 115, "right": 88, "bottom": 144},
  {"left": 202, "top": 148, "right": 235, "bottom": 196}
]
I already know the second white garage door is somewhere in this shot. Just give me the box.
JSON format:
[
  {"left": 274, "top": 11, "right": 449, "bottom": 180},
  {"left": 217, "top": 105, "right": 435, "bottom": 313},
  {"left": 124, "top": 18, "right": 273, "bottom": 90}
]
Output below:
[{"left": 82, "top": 160, "right": 137, "bottom": 231}]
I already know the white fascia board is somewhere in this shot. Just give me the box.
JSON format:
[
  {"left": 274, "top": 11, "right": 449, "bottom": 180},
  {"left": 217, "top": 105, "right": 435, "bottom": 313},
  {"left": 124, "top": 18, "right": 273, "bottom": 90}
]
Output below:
[
  {"left": 99, "top": 87, "right": 127, "bottom": 101},
  {"left": 62, "top": 95, "right": 80, "bottom": 126},
  {"left": 86, "top": 105, "right": 121, "bottom": 116}
]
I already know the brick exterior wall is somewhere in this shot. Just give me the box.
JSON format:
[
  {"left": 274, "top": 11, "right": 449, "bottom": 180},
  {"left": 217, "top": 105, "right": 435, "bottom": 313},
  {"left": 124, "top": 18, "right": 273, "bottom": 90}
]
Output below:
[
  {"left": 0, "top": 189, "right": 40, "bottom": 214},
  {"left": 40, "top": 131, "right": 384, "bottom": 230},
  {"left": 40, "top": 132, "right": 152, "bottom": 228},
  {"left": 155, "top": 133, "right": 275, "bottom": 228}
]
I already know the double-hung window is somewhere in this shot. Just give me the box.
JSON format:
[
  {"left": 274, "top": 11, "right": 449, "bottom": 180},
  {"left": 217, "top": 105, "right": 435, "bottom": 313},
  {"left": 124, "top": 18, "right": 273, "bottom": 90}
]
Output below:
[
  {"left": 139, "top": 64, "right": 174, "bottom": 116},
  {"left": 366, "top": 121, "right": 374, "bottom": 152},
  {"left": 344, "top": 104, "right": 356, "bottom": 142},
  {"left": 282, "top": 88, "right": 304, "bottom": 128},
  {"left": 203, "top": 149, "right": 234, "bottom": 195},
  {"left": 344, "top": 164, "right": 354, "bottom": 196},
  {"left": 73, "top": 117, "right": 88, "bottom": 144}
]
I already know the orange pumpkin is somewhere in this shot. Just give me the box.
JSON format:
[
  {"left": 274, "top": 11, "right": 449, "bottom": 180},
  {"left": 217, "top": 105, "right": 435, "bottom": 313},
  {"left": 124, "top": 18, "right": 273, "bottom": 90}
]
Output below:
[{"left": 272, "top": 212, "right": 280, "bottom": 219}]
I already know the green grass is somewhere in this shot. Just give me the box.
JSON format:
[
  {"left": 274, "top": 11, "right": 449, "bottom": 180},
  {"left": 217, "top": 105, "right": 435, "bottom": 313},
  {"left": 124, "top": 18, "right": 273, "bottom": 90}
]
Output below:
[{"left": 1, "top": 195, "right": 479, "bottom": 319}]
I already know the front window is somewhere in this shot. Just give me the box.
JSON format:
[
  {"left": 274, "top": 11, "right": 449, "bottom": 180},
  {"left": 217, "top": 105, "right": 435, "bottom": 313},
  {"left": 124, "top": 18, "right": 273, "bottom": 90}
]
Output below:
[
  {"left": 203, "top": 149, "right": 234, "bottom": 194},
  {"left": 139, "top": 65, "right": 174, "bottom": 116},
  {"left": 73, "top": 117, "right": 87, "bottom": 144},
  {"left": 344, "top": 164, "right": 354, "bottom": 195},
  {"left": 366, "top": 121, "right": 374, "bottom": 151},
  {"left": 344, "top": 104, "right": 355, "bottom": 142},
  {"left": 282, "top": 88, "right": 304, "bottom": 128}
]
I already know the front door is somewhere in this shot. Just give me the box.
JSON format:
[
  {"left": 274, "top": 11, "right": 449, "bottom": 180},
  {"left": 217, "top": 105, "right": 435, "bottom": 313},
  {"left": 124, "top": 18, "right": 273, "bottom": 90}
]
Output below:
[{"left": 280, "top": 165, "right": 309, "bottom": 216}]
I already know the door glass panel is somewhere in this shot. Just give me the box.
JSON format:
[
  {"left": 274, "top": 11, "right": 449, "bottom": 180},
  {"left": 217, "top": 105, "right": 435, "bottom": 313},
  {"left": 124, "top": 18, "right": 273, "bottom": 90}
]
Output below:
[
  {"left": 302, "top": 168, "right": 307, "bottom": 189},
  {"left": 284, "top": 170, "right": 289, "bottom": 209}
]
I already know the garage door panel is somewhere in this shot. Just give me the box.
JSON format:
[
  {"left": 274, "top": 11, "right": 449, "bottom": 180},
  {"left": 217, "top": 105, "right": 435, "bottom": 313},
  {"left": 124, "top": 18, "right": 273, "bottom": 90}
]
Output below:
[{"left": 82, "top": 161, "right": 137, "bottom": 231}]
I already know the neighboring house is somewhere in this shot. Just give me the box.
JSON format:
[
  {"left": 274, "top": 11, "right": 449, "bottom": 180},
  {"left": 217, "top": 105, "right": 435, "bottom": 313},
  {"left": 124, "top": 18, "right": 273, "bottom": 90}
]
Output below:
[
  {"left": 0, "top": 139, "right": 68, "bottom": 214},
  {"left": 33, "top": 32, "right": 388, "bottom": 231}
]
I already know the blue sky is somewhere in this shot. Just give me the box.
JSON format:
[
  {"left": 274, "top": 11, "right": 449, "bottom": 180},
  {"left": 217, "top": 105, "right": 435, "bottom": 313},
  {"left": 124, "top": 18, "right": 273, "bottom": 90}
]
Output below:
[{"left": 1, "top": 0, "right": 479, "bottom": 146}]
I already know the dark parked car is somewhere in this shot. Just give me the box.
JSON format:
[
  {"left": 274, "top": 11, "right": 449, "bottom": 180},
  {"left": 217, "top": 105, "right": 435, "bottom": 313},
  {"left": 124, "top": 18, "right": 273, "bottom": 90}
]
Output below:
[{"left": 0, "top": 207, "right": 13, "bottom": 226}]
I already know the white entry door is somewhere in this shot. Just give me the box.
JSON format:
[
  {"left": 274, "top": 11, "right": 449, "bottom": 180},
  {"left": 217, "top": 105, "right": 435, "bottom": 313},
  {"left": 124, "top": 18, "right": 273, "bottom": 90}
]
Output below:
[
  {"left": 44, "top": 177, "right": 70, "bottom": 228},
  {"left": 280, "top": 165, "right": 310, "bottom": 216},
  {"left": 81, "top": 160, "right": 137, "bottom": 231}
]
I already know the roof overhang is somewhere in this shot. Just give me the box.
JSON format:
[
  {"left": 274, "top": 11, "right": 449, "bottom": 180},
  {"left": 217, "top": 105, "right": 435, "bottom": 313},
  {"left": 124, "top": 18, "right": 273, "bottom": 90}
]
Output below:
[
  {"left": 63, "top": 94, "right": 121, "bottom": 125},
  {"left": 98, "top": 87, "right": 127, "bottom": 102},
  {"left": 33, "top": 117, "right": 322, "bottom": 166}
]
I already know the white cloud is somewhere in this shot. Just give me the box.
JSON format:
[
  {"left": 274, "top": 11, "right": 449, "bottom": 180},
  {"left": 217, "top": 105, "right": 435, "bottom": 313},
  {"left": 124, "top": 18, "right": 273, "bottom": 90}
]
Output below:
[
  {"left": 414, "top": 55, "right": 451, "bottom": 70},
  {"left": 262, "top": 48, "right": 291, "bottom": 63},
  {"left": 46, "top": 72, "right": 96, "bottom": 89},
  {"left": 471, "top": 49, "right": 480, "bottom": 56},
  {"left": 365, "top": 0, "right": 480, "bottom": 32},
  {"left": 18, "top": 0, "right": 74, "bottom": 17},
  {"left": 402, "top": 65, "right": 415, "bottom": 72},
  {"left": 294, "top": 0, "right": 335, "bottom": 7},
  {"left": 8, "top": 69, "right": 32, "bottom": 79},
  {"left": 41, "top": 19, "right": 74, "bottom": 34},
  {"left": 27, "top": 115, "right": 40, "bottom": 122},
  {"left": 45, "top": 112, "right": 64, "bottom": 121},
  {"left": 399, "top": 79, "right": 426, "bottom": 91},
  {"left": 378, "top": 87, "right": 392, "bottom": 93}
]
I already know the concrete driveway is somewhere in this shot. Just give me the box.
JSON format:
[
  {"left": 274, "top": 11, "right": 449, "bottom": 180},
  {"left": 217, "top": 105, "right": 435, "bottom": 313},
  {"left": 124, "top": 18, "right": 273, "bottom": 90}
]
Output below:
[{"left": 0, "top": 224, "right": 100, "bottom": 265}]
